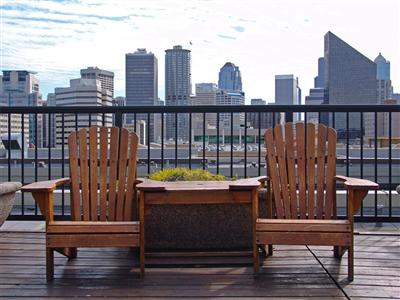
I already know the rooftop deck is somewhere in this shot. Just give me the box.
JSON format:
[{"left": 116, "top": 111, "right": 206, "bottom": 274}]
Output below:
[{"left": 0, "top": 222, "right": 398, "bottom": 299}]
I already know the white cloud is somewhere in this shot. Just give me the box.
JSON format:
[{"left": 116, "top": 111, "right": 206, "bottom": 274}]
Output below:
[{"left": 1, "top": 0, "right": 399, "bottom": 102}]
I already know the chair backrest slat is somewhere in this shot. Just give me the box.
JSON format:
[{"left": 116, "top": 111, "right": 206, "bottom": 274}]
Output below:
[
  {"left": 107, "top": 127, "right": 120, "bottom": 221},
  {"left": 265, "top": 123, "right": 337, "bottom": 220},
  {"left": 124, "top": 133, "right": 139, "bottom": 220},
  {"left": 68, "top": 126, "right": 138, "bottom": 222},
  {"left": 316, "top": 124, "right": 327, "bottom": 219},
  {"left": 68, "top": 132, "right": 81, "bottom": 221},
  {"left": 78, "top": 129, "right": 90, "bottom": 221},
  {"left": 325, "top": 128, "right": 337, "bottom": 219},
  {"left": 264, "top": 128, "right": 284, "bottom": 219},
  {"left": 89, "top": 127, "right": 98, "bottom": 220},
  {"left": 274, "top": 125, "right": 291, "bottom": 218},
  {"left": 285, "top": 123, "right": 298, "bottom": 219},
  {"left": 99, "top": 127, "right": 108, "bottom": 221},
  {"left": 306, "top": 123, "right": 316, "bottom": 219},
  {"left": 296, "top": 123, "right": 307, "bottom": 219},
  {"left": 116, "top": 129, "right": 129, "bottom": 221}
]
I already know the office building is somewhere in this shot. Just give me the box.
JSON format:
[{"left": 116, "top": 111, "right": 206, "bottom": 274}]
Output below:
[
  {"left": 216, "top": 89, "right": 245, "bottom": 128},
  {"left": 248, "top": 98, "right": 274, "bottom": 130},
  {"left": 80, "top": 67, "right": 114, "bottom": 96},
  {"left": 275, "top": 74, "right": 301, "bottom": 122},
  {"left": 165, "top": 45, "right": 191, "bottom": 141},
  {"left": 0, "top": 70, "right": 43, "bottom": 147},
  {"left": 54, "top": 78, "right": 112, "bottom": 146},
  {"left": 193, "top": 83, "right": 218, "bottom": 128},
  {"left": 42, "top": 93, "right": 56, "bottom": 148},
  {"left": 112, "top": 96, "right": 126, "bottom": 126},
  {"left": 324, "top": 31, "right": 377, "bottom": 134},
  {"left": 218, "top": 62, "right": 242, "bottom": 92}
]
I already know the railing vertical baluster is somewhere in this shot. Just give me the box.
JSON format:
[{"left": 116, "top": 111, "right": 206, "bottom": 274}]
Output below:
[
  {"left": 175, "top": 113, "right": 178, "bottom": 168},
  {"left": 258, "top": 111, "right": 261, "bottom": 177},
  {"left": 147, "top": 113, "right": 151, "bottom": 175},
  {"left": 388, "top": 112, "right": 392, "bottom": 217},
  {"left": 230, "top": 112, "right": 234, "bottom": 178},
  {"left": 161, "top": 113, "right": 164, "bottom": 170},
  {"left": 345, "top": 112, "right": 349, "bottom": 217},
  {"left": 7, "top": 113, "right": 11, "bottom": 182},
  {"left": 61, "top": 113, "right": 65, "bottom": 216},
  {"left": 360, "top": 112, "right": 364, "bottom": 217},
  {"left": 102, "top": 112, "right": 105, "bottom": 126},
  {"left": 21, "top": 113, "right": 24, "bottom": 216},
  {"left": 88, "top": 113, "right": 91, "bottom": 127},
  {"left": 216, "top": 112, "right": 219, "bottom": 174},
  {"left": 189, "top": 112, "right": 192, "bottom": 170},
  {"left": 346, "top": 112, "right": 349, "bottom": 177},
  {"left": 48, "top": 113, "right": 51, "bottom": 181},
  {"left": 114, "top": 112, "right": 122, "bottom": 128},
  {"left": 34, "top": 113, "right": 38, "bottom": 215},
  {"left": 374, "top": 111, "right": 378, "bottom": 217},
  {"left": 202, "top": 112, "right": 206, "bottom": 170},
  {"left": 272, "top": 111, "right": 276, "bottom": 127},
  {"left": 75, "top": 113, "right": 78, "bottom": 131},
  {"left": 134, "top": 113, "right": 137, "bottom": 132},
  {"left": 244, "top": 112, "right": 247, "bottom": 178}
]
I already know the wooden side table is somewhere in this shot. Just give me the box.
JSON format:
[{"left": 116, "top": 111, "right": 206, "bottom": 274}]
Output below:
[{"left": 136, "top": 176, "right": 266, "bottom": 275}]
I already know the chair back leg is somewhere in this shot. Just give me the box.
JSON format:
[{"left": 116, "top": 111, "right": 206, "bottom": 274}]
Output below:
[{"left": 46, "top": 248, "right": 54, "bottom": 281}]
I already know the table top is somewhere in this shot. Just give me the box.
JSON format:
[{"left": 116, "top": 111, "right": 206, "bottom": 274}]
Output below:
[{"left": 136, "top": 176, "right": 267, "bottom": 192}]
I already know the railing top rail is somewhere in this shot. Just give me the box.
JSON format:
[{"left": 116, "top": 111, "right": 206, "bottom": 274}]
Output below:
[{"left": 1, "top": 104, "right": 399, "bottom": 114}]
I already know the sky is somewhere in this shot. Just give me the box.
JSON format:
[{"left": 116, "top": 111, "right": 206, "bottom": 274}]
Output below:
[{"left": 0, "top": 0, "right": 399, "bottom": 103}]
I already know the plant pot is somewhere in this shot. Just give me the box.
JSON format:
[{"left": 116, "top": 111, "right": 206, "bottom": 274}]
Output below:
[
  {"left": 145, "top": 188, "right": 268, "bottom": 251},
  {"left": 0, "top": 182, "right": 22, "bottom": 226}
]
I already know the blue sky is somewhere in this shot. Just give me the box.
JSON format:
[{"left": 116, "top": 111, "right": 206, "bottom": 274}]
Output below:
[{"left": 1, "top": 0, "right": 399, "bottom": 102}]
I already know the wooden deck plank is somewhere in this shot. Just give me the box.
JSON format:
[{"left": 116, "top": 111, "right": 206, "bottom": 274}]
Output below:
[{"left": 0, "top": 231, "right": 398, "bottom": 299}]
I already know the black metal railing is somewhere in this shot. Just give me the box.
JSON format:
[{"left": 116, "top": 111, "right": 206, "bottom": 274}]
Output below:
[{"left": 1, "top": 104, "right": 399, "bottom": 222}]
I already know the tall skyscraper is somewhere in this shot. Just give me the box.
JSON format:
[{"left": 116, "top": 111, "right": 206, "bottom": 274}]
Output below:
[
  {"left": 55, "top": 78, "right": 112, "bottom": 146},
  {"left": 314, "top": 57, "right": 325, "bottom": 88},
  {"left": 375, "top": 53, "right": 392, "bottom": 103},
  {"left": 306, "top": 58, "right": 327, "bottom": 123},
  {"left": 193, "top": 83, "right": 218, "bottom": 128},
  {"left": 375, "top": 52, "right": 390, "bottom": 81},
  {"left": 374, "top": 53, "right": 392, "bottom": 137},
  {"left": 125, "top": 48, "right": 158, "bottom": 141},
  {"left": 81, "top": 67, "right": 114, "bottom": 96},
  {"left": 0, "top": 70, "right": 42, "bottom": 147},
  {"left": 218, "top": 62, "right": 242, "bottom": 92},
  {"left": 275, "top": 74, "right": 301, "bottom": 122},
  {"left": 324, "top": 31, "right": 377, "bottom": 132},
  {"left": 165, "top": 45, "right": 191, "bottom": 140}
]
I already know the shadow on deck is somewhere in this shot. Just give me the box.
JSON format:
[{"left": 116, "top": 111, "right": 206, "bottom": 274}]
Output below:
[{"left": 0, "top": 225, "right": 399, "bottom": 299}]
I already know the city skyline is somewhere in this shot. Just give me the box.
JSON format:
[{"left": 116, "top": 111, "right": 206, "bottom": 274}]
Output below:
[{"left": 1, "top": 0, "right": 398, "bottom": 103}]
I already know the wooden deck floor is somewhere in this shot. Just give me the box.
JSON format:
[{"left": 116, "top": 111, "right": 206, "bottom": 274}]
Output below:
[{"left": 0, "top": 231, "right": 399, "bottom": 299}]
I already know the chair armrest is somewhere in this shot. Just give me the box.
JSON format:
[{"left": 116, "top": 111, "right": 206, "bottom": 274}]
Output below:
[
  {"left": 334, "top": 175, "right": 379, "bottom": 191},
  {"left": 21, "top": 178, "right": 69, "bottom": 223},
  {"left": 21, "top": 178, "right": 70, "bottom": 192}
]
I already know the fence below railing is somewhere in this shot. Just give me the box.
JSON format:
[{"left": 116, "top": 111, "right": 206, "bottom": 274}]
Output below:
[{"left": 1, "top": 105, "right": 399, "bottom": 222}]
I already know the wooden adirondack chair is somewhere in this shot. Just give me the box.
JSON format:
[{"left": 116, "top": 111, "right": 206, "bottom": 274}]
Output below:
[
  {"left": 254, "top": 123, "right": 379, "bottom": 281},
  {"left": 21, "top": 127, "right": 143, "bottom": 281}
]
